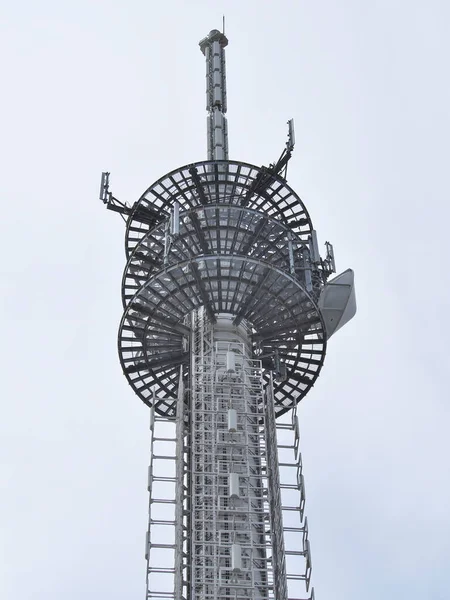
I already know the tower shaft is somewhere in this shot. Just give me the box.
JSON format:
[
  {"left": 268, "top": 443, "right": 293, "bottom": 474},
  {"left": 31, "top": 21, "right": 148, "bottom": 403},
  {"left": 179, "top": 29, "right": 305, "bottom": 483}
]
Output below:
[
  {"left": 146, "top": 313, "right": 311, "bottom": 600},
  {"left": 189, "top": 312, "right": 269, "bottom": 599}
]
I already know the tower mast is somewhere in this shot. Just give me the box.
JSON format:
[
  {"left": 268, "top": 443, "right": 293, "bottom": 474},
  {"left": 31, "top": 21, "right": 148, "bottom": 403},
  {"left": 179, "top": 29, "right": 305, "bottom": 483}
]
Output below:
[
  {"left": 101, "top": 27, "right": 356, "bottom": 600},
  {"left": 200, "top": 29, "right": 229, "bottom": 160}
]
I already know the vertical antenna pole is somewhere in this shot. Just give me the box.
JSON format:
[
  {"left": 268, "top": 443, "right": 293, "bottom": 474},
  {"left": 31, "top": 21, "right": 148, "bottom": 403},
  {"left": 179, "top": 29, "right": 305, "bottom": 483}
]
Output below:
[{"left": 199, "top": 29, "right": 229, "bottom": 160}]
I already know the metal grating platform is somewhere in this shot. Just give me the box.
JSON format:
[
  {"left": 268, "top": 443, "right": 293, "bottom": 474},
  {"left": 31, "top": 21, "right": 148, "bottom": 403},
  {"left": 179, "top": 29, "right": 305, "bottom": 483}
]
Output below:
[
  {"left": 119, "top": 159, "right": 328, "bottom": 418},
  {"left": 119, "top": 254, "right": 325, "bottom": 417},
  {"left": 125, "top": 160, "right": 314, "bottom": 256}
]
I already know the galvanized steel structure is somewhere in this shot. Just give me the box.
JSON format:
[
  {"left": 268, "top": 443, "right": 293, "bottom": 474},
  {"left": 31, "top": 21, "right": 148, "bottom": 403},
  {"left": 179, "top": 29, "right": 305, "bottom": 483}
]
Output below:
[{"left": 101, "top": 28, "right": 356, "bottom": 600}]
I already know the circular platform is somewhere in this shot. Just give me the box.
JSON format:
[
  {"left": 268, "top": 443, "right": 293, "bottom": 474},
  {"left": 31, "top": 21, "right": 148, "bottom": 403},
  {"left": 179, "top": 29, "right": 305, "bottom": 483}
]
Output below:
[
  {"left": 125, "top": 160, "right": 313, "bottom": 256},
  {"left": 119, "top": 255, "right": 325, "bottom": 417},
  {"left": 122, "top": 204, "right": 313, "bottom": 307}
]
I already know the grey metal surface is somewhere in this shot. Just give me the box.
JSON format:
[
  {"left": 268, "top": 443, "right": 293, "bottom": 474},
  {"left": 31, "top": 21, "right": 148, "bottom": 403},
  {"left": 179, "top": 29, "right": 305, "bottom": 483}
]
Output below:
[{"left": 318, "top": 268, "right": 356, "bottom": 337}]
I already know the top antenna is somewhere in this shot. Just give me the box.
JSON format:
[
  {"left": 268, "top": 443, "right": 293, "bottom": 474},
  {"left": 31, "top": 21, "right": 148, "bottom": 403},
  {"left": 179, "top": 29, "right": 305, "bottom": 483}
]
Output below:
[{"left": 199, "top": 29, "right": 229, "bottom": 160}]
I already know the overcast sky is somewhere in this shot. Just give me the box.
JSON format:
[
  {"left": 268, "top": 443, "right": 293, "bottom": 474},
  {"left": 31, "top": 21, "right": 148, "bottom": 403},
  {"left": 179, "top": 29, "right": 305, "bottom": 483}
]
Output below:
[{"left": 1, "top": 1, "right": 449, "bottom": 599}]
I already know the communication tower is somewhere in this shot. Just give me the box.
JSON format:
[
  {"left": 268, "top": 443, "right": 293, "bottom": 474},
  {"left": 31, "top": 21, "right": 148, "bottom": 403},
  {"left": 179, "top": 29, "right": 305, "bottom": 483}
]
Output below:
[{"left": 101, "top": 28, "right": 356, "bottom": 600}]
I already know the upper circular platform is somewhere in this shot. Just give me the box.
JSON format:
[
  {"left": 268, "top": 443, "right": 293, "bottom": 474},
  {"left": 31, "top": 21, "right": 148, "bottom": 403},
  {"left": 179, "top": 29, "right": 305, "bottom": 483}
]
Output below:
[{"left": 125, "top": 160, "right": 313, "bottom": 257}]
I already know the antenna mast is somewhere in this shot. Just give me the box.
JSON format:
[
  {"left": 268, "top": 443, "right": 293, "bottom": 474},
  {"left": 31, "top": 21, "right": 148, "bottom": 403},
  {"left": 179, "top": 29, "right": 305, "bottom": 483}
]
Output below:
[{"left": 199, "top": 29, "right": 229, "bottom": 160}]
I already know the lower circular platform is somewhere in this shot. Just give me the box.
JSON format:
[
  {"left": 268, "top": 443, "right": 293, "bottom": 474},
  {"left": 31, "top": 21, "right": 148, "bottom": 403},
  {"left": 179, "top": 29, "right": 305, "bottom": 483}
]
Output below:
[{"left": 119, "top": 255, "right": 326, "bottom": 417}]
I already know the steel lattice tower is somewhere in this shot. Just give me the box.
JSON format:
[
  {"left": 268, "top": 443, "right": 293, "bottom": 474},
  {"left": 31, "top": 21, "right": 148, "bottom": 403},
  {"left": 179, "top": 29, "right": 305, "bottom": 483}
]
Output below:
[{"left": 101, "top": 28, "right": 356, "bottom": 600}]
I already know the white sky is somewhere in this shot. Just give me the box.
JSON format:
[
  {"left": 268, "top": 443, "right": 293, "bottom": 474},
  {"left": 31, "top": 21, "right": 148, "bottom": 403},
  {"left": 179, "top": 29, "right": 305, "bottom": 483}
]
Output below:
[{"left": 1, "top": 1, "right": 449, "bottom": 599}]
